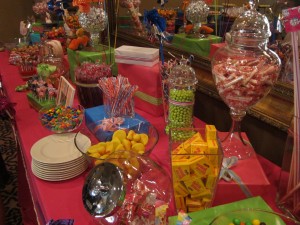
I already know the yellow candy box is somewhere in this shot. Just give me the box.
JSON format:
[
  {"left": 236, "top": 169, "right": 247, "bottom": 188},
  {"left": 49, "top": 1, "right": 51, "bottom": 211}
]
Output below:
[{"left": 169, "top": 126, "right": 223, "bottom": 213}]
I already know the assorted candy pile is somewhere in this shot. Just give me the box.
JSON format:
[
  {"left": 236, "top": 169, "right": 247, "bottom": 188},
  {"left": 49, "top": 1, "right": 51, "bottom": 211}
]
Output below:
[
  {"left": 39, "top": 105, "right": 84, "bottom": 133},
  {"left": 75, "top": 61, "right": 112, "bottom": 84},
  {"left": 9, "top": 45, "right": 40, "bottom": 66},
  {"left": 212, "top": 56, "right": 280, "bottom": 111},
  {"left": 229, "top": 218, "right": 266, "bottom": 225}
]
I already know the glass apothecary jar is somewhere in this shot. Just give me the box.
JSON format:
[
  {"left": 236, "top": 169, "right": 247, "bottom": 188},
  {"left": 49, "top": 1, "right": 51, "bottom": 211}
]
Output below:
[
  {"left": 166, "top": 60, "right": 198, "bottom": 133},
  {"left": 211, "top": 0, "right": 281, "bottom": 159},
  {"left": 82, "top": 150, "right": 172, "bottom": 225}
]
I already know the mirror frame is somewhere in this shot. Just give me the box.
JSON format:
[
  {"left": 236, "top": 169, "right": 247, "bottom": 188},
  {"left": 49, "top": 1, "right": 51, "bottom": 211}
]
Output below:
[{"left": 106, "top": 0, "right": 294, "bottom": 132}]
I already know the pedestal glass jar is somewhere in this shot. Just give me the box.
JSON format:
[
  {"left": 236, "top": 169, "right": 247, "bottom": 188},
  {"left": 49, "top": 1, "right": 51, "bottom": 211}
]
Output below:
[
  {"left": 185, "top": 0, "right": 209, "bottom": 38},
  {"left": 78, "top": 2, "right": 108, "bottom": 48},
  {"left": 166, "top": 60, "right": 198, "bottom": 133},
  {"left": 211, "top": 0, "right": 281, "bottom": 159}
]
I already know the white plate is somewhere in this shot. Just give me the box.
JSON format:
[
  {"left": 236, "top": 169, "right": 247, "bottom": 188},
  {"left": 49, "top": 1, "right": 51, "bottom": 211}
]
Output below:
[
  {"left": 32, "top": 161, "right": 88, "bottom": 176},
  {"left": 32, "top": 158, "right": 87, "bottom": 171},
  {"left": 31, "top": 162, "right": 88, "bottom": 181},
  {"left": 32, "top": 156, "right": 87, "bottom": 169},
  {"left": 30, "top": 133, "right": 90, "bottom": 164}
]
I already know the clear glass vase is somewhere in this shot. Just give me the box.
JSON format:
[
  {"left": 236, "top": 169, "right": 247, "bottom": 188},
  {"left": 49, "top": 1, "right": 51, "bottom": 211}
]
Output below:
[
  {"left": 78, "top": 2, "right": 108, "bottom": 48},
  {"left": 185, "top": 0, "right": 209, "bottom": 38}
]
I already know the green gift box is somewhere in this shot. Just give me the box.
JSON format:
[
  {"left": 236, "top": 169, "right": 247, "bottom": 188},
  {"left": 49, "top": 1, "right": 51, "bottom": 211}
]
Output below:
[
  {"left": 172, "top": 34, "right": 222, "bottom": 57},
  {"left": 168, "top": 196, "right": 274, "bottom": 225},
  {"left": 67, "top": 47, "right": 117, "bottom": 83}
]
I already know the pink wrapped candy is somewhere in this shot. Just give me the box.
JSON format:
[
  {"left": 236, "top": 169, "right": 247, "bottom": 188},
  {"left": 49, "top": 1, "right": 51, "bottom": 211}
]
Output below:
[{"left": 212, "top": 55, "right": 280, "bottom": 111}]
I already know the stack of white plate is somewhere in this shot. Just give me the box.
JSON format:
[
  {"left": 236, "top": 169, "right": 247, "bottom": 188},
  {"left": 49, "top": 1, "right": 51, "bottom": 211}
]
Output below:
[{"left": 30, "top": 133, "right": 91, "bottom": 181}]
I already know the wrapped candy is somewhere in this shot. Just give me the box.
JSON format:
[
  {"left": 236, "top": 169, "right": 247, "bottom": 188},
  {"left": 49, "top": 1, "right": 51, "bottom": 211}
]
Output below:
[
  {"left": 82, "top": 151, "right": 172, "bottom": 225},
  {"left": 33, "top": 0, "right": 49, "bottom": 15},
  {"left": 75, "top": 61, "right": 112, "bottom": 108},
  {"left": 98, "top": 75, "right": 138, "bottom": 118}
]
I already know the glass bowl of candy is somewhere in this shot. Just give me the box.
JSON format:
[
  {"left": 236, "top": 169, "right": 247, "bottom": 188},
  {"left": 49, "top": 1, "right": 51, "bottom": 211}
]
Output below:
[
  {"left": 82, "top": 150, "right": 172, "bottom": 224},
  {"left": 209, "top": 209, "right": 300, "bottom": 225},
  {"left": 39, "top": 104, "right": 85, "bottom": 133},
  {"left": 74, "top": 118, "right": 159, "bottom": 167}
]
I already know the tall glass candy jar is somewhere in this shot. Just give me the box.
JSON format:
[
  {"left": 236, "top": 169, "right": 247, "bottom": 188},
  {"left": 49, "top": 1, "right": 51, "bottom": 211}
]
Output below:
[
  {"left": 166, "top": 60, "right": 198, "bottom": 135},
  {"left": 211, "top": 0, "right": 281, "bottom": 159},
  {"left": 78, "top": 1, "right": 108, "bottom": 48}
]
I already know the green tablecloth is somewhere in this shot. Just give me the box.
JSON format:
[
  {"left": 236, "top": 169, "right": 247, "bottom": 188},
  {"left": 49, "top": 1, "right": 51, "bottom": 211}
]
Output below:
[
  {"left": 168, "top": 196, "right": 273, "bottom": 225},
  {"left": 172, "top": 34, "right": 222, "bottom": 57},
  {"left": 67, "top": 47, "right": 117, "bottom": 82}
]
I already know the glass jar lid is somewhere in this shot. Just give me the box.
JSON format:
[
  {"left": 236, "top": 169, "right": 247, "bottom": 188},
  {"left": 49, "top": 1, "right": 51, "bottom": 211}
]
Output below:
[
  {"left": 229, "top": 0, "right": 271, "bottom": 39},
  {"left": 168, "top": 59, "right": 198, "bottom": 87},
  {"left": 82, "top": 162, "right": 125, "bottom": 218}
]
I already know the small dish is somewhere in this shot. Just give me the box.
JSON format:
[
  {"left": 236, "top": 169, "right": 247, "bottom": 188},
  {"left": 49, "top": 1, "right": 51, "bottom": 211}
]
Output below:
[{"left": 39, "top": 104, "right": 84, "bottom": 133}]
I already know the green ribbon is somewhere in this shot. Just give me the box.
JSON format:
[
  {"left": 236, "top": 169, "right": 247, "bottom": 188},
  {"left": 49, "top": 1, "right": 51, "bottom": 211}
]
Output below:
[{"left": 134, "top": 91, "right": 163, "bottom": 106}]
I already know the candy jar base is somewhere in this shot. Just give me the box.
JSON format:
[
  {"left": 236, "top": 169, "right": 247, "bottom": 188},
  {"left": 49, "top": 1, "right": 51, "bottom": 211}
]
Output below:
[{"left": 221, "top": 109, "right": 253, "bottom": 160}]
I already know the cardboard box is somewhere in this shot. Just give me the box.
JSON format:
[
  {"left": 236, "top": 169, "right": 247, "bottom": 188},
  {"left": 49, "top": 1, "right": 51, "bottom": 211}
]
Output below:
[
  {"left": 85, "top": 105, "right": 149, "bottom": 142},
  {"left": 115, "top": 45, "right": 159, "bottom": 67},
  {"left": 117, "top": 62, "right": 164, "bottom": 116}
]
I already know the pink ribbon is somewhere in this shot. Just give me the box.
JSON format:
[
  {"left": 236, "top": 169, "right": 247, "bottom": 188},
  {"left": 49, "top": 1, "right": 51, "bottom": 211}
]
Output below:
[{"left": 93, "top": 117, "right": 125, "bottom": 132}]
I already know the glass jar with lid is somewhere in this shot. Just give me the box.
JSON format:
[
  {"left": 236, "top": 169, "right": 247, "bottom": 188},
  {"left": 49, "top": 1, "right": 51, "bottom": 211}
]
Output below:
[
  {"left": 42, "top": 43, "right": 67, "bottom": 88},
  {"left": 211, "top": 0, "right": 281, "bottom": 159},
  {"left": 82, "top": 150, "right": 172, "bottom": 225},
  {"left": 166, "top": 59, "right": 198, "bottom": 133}
]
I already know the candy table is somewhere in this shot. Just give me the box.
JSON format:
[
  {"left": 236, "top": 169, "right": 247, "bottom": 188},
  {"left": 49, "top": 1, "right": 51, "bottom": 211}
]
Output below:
[{"left": 0, "top": 50, "right": 282, "bottom": 225}]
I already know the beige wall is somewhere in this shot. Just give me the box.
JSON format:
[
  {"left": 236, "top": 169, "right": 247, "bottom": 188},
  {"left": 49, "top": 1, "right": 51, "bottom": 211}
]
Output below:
[{"left": 0, "top": 0, "right": 33, "bottom": 43}]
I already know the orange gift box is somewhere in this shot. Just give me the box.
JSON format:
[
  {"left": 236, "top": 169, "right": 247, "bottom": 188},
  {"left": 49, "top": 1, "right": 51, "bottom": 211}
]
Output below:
[{"left": 117, "top": 62, "right": 164, "bottom": 117}]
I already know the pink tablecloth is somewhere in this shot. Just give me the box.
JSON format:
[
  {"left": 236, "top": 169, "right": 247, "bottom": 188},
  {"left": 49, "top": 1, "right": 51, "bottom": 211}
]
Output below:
[{"left": 0, "top": 51, "right": 283, "bottom": 225}]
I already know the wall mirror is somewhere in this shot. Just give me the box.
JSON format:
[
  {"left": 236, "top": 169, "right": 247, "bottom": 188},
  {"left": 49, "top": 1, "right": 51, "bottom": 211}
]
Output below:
[{"left": 107, "top": 0, "right": 294, "bottom": 103}]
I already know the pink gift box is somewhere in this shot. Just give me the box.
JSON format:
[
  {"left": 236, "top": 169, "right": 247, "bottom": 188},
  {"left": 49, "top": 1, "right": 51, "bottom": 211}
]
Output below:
[
  {"left": 117, "top": 63, "right": 164, "bottom": 117},
  {"left": 213, "top": 151, "right": 272, "bottom": 206}
]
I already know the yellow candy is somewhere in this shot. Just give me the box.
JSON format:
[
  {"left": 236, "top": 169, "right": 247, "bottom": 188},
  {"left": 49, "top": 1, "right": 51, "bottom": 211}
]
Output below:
[
  {"left": 127, "top": 130, "right": 135, "bottom": 140},
  {"left": 132, "top": 143, "right": 145, "bottom": 153},
  {"left": 122, "top": 139, "right": 132, "bottom": 151},
  {"left": 133, "top": 133, "right": 141, "bottom": 142},
  {"left": 112, "top": 129, "right": 127, "bottom": 141},
  {"left": 140, "top": 133, "right": 149, "bottom": 145}
]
